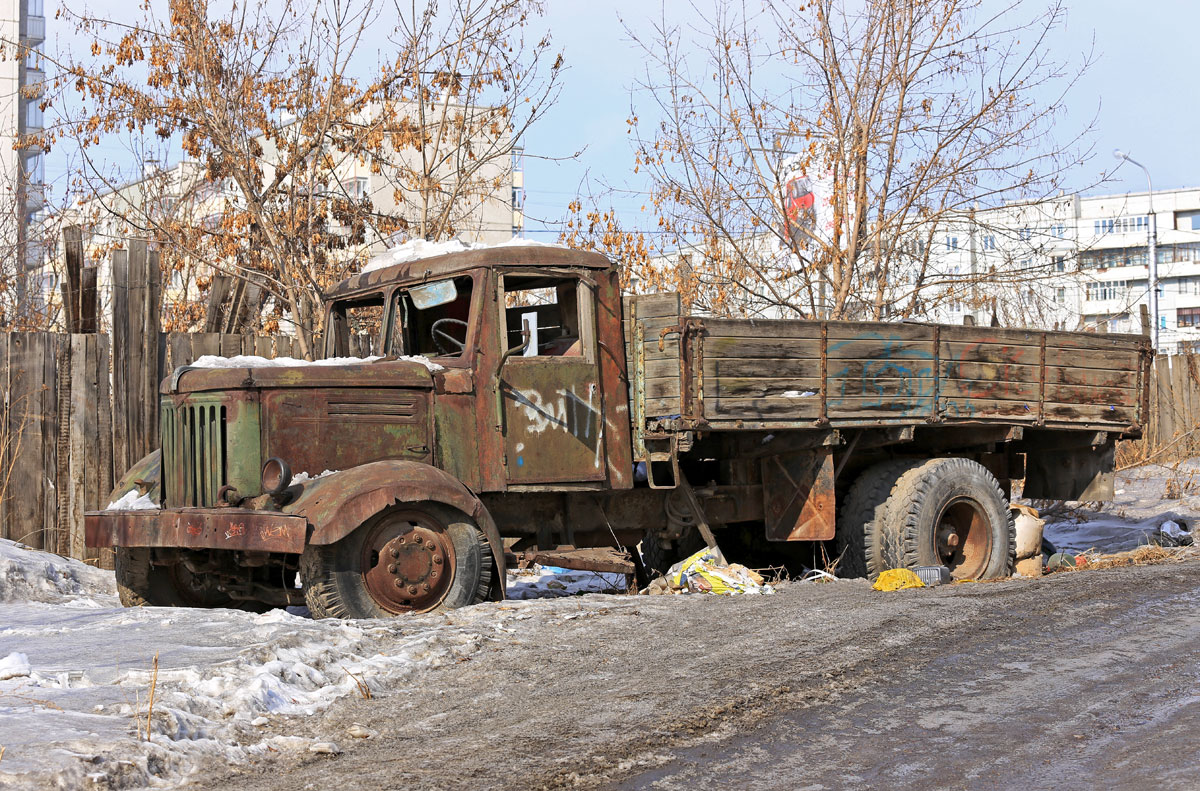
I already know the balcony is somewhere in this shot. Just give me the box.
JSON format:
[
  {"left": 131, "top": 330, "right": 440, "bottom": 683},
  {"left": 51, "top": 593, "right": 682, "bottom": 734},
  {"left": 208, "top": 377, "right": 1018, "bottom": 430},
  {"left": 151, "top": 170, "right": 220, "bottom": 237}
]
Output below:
[
  {"left": 22, "top": 67, "right": 44, "bottom": 99},
  {"left": 22, "top": 181, "right": 45, "bottom": 211},
  {"left": 22, "top": 99, "right": 42, "bottom": 133},
  {"left": 20, "top": 14, "right": 44, "bottom": 44}
]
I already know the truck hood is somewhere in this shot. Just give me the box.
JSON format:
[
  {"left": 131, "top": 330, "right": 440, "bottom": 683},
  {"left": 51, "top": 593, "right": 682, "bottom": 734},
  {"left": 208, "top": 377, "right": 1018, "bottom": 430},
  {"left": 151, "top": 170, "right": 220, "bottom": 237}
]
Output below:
[{"left": 164, "top": 358, "right": 439, "bottom": 394}]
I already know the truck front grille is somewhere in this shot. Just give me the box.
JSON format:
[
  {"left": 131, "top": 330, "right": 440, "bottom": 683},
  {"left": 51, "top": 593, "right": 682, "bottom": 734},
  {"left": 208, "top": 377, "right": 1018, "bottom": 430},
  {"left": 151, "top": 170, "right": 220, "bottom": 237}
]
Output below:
[{"left": 163, "top": 403, "right": 227, "bottom": 507}]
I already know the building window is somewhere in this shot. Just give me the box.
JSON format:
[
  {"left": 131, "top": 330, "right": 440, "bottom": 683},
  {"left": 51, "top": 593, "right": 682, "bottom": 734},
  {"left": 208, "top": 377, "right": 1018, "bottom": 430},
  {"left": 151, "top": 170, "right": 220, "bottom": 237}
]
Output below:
[
  {"left": 1019, "top": 226, "right": 1032, "bottom": 241},
  {"left": 946, "top": 236, "right": 958, "bottom": 250},
  {"left": 1050, "top": 224, "right": 1066, "bottom": 238},
  {"left": 1055, "top": 287, "right": 1065, "bottom": 304},
  {"left": 1052, "top": 255, "right": 1065, "bottom": 272},
  {"left": 981, "top": 235, "right": 996, "bottom": 250}
]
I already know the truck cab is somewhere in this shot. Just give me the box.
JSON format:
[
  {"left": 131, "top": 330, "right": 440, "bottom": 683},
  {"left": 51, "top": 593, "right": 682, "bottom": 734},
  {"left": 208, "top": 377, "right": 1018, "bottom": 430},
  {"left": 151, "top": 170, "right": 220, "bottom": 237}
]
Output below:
[{"left": 88, "top": 245, "right": 637, "bottom": 617}]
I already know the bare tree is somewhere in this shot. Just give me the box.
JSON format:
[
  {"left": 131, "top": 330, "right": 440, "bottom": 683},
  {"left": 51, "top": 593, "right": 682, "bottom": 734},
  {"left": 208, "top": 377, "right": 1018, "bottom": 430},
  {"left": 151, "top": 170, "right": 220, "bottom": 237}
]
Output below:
[
  {"left": 54, "top": 0, "right": 561, "bottom": 355},
  {"left": 615, "top": 0, "right": 1094, "bottom": 320}
]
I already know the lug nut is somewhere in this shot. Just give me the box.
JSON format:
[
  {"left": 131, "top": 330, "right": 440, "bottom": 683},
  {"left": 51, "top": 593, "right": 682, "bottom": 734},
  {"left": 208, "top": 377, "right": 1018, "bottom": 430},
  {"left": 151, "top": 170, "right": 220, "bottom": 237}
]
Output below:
[
  {"left": 394, "top": 579, "right": 403, "bottom": 588},
  {"left": 408, "top": 585, "right": 418, "bottom": 595},
  {"left": 388, "top": 564, "right": 397, "bottom": 574},
  {"left": 390, "top": 548, "right": 399, "bottom": 559},
  {"left": 433, "top": 555, "right": 443, "bottom": 565},
  {"left": 946, "top": 533, "right": 961, "bottom": 548},
  {"left": 414, "top": 535, "right": 423, "bottom": 544},
  {"left": 422, "top": 583, "right": 430, "bottom": 592},
  {"left": 398, "top": 537, "right": 405, "bottom": 544},
  {"left": 430, "top": 571, "right": 437, "bottom": 579}
]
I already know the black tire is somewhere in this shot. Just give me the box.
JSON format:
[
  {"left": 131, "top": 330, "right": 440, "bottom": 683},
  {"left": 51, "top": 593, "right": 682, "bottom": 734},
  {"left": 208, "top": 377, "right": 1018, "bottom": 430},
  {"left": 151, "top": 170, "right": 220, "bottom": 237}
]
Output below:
[
  {"left": 835, "top": 460, "right": 920, "bottom": 579},
  {"left": 115, "top": 548, "right": 269, "bottom": 611},
  {"left": 301, "top": 503, "right": 493, "bottom": 619},
  {"left": 884, "top": 457, "right": 1015, "bottom": 580},
  {"left": 639, "top": 528, "right": 705, "bottom": 577}
]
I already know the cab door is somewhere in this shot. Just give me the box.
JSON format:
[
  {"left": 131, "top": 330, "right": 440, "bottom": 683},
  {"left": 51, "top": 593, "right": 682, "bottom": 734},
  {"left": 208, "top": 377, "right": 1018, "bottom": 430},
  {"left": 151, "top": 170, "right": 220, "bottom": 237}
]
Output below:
[{"left": 497, "top": 272, "right": 607, "bottom": 484}]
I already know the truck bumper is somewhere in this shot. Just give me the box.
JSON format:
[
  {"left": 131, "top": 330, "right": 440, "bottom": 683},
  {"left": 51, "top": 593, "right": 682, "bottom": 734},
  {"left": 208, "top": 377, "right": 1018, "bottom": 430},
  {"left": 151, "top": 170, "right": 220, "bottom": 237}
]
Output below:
[{"left": 85, "top": 509, "right": 308, "bottom": 554}]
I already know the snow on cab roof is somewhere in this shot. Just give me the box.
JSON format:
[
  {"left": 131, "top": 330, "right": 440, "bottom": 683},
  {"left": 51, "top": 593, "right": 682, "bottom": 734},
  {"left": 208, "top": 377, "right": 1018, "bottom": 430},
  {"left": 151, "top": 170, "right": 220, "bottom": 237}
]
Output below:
[{"left": 329, "top": 238, "right": 611, "bottom": 298}]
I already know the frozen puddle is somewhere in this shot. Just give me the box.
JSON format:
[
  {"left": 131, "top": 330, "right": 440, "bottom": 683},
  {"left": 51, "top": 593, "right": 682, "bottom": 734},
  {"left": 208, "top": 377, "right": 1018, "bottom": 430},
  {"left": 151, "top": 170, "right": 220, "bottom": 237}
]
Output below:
[{"left": 0, "top": 540, "right": 628, "bottom": 789}]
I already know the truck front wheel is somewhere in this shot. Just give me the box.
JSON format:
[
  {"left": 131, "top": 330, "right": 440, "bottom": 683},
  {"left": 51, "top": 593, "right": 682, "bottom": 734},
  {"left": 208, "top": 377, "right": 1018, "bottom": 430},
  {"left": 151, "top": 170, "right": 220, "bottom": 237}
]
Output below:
[
  {"left": 884, "top": 458, "right": 1015, "bottom": 580},
  {"left": 300, "top": 504, "right": 493, "bottom": 619}
]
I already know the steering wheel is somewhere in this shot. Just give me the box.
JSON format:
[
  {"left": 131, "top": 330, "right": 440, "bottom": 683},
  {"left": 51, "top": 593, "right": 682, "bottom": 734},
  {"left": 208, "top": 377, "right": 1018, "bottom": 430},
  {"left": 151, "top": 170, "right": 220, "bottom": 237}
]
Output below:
[{"left": 430, "top": 318, "right": 468, "bottom": 355}]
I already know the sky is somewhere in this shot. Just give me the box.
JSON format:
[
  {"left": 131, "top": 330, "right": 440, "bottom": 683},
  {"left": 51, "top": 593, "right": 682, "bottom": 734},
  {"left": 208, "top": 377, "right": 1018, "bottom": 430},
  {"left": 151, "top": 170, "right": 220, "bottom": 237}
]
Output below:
[{"left": 43, "top": 0, "right": 1200, "bottom": 238}]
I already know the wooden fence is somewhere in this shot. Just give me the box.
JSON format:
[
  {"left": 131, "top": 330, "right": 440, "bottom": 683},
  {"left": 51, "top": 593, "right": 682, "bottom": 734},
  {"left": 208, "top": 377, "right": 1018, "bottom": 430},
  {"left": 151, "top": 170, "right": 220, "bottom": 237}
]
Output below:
[
  {"left": 1125, "top": 353, "right": 1200, "bottom": 465},
  {"left": 0, "top": 330, "right": 308, "bottom": 558}
]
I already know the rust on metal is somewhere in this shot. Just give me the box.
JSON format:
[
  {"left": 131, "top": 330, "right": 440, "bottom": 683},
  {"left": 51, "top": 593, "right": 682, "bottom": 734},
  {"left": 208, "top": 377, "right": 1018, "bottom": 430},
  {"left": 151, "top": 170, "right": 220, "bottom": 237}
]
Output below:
[
  {"left": 511, "top": 546, "right": 634, "bottom": 575},
  {"left": 761, "top": 450, "right": 835, "bottom": 541},
  {"left": 86, "top": 508, "right": 307, "bottom": 554},
  {"left": 361, "top": 509, "right": 457, "bottom": 614}
]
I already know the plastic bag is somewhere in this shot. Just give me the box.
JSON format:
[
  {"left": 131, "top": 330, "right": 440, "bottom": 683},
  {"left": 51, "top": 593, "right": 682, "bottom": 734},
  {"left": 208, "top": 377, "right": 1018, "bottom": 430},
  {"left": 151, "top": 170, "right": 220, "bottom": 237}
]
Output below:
[
  {"left": 872, "top": 568, "right": 926, "bottom": 591},
  {"left": 664, "top": 547, "right": 773, "bottom": 595}
]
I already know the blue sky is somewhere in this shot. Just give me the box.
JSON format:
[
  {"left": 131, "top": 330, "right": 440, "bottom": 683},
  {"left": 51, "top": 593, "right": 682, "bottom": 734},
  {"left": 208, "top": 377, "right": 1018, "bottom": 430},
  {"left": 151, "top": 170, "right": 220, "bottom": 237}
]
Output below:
[{"left": 45, "top": 0, "right": 1197, "bottom": 236}]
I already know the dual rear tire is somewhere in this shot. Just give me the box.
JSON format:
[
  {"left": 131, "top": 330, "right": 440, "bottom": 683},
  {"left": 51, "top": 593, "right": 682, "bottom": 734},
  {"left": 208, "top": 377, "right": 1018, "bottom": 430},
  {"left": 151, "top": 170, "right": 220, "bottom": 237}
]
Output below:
[{"left": 836, "top": 458, "right": 1015, "bottom": 581}]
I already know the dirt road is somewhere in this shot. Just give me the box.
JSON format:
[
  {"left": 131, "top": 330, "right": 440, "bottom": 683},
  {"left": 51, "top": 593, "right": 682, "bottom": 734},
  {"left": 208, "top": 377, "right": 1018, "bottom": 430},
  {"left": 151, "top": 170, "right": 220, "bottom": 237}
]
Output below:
[{"left": 200, "top": 560, "right": 1200, "bottom": 791}]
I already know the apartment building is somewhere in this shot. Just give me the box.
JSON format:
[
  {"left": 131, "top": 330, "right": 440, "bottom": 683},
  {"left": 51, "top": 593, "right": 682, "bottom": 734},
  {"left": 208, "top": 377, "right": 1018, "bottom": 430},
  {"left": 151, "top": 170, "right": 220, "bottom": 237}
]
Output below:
[
  {"left": 0, "top": 0, "right": 46, "bottom": 319},
  {"left": 926, "top": 187, "right": 1200, "bottom": 353},
  {"left": 49, "top": 110, "right": 524, "bottom": 326}
]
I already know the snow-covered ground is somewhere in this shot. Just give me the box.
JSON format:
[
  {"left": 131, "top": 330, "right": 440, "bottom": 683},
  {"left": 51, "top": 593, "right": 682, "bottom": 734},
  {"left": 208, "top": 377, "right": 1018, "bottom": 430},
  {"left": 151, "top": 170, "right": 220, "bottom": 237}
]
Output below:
[
  {"left": 0, "top": 542, "right": 626, "bottom": 790},
  {"left": 0, "top": 462, "right": 1188, "bottom": 788}
]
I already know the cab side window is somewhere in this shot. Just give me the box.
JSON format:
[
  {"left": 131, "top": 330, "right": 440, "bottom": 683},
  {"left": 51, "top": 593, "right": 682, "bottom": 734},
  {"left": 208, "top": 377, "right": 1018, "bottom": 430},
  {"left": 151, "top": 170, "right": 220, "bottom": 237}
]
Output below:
[
  {"left": 501, "top": 274, "right": 594, "bottom": 360},
  {"left": 330, "top": 296, "right": 384, "bottom": 358}
]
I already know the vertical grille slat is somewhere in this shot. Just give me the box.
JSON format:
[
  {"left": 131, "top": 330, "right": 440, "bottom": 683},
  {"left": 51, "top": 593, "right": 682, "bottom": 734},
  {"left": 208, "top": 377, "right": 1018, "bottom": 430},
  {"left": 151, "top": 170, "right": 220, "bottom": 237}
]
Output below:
[{"left": 163, "top": 401, "right": 228, "bottom": 508}]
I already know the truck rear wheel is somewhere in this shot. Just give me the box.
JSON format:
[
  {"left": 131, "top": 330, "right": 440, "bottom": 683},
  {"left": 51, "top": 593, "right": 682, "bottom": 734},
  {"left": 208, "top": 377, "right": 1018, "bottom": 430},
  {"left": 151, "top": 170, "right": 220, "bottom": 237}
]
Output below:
[
  {"left": 835, "top": 460, "right": 917, "bottom": 579},
  {"left": 300, "top": 504, "right": 492, "bottom": 619},
  {"left": 115, "top": 547, "right": 267, "bottom": 610},
  {"left": 884, "top": 458, "right": 1015, "bottom": 580}
]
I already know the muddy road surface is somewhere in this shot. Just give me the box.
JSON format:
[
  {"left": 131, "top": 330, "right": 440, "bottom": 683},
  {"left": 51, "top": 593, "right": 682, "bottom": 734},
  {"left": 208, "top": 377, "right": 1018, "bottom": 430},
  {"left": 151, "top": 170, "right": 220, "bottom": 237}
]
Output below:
[{"left": 200, "top": 560, "right": 1200, "bottom": 791}]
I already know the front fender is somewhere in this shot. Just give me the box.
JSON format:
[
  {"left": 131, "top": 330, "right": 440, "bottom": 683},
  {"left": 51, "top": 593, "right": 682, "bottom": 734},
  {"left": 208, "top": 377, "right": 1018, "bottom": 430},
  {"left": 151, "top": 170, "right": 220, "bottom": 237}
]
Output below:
[
  {"left": 283, "top": 460, "right": 506, "bottom": 586},
  {"left": 109, "top": 449, "right": 162, "bottom": 505}
]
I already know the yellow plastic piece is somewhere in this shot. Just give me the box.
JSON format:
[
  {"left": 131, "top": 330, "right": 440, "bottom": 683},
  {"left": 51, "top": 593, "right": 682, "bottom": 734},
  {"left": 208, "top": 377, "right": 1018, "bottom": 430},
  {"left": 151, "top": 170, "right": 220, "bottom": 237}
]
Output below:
[{"left": 872, "top": 568, "right": 926, "bottom": 591}]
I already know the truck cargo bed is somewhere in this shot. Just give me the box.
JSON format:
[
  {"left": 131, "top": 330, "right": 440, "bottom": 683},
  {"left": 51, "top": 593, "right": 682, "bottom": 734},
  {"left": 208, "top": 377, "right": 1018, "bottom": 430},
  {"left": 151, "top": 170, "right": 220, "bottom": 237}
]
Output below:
[{"left": 625, "top": 294, "right": 1152, "bottom": 435}]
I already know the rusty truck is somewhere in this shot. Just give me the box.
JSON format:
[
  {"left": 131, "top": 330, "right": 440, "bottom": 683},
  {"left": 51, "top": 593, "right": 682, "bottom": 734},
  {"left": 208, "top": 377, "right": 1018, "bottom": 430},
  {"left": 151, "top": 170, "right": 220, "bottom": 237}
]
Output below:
[{"left": 86, "top": 245, "right": 1153, "bottom": 616}]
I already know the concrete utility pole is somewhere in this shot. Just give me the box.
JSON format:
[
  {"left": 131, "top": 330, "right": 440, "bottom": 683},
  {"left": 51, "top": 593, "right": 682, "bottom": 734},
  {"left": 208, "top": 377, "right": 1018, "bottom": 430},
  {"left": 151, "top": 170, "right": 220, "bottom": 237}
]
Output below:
[{"left": 1114, "top": 149, "right": 1158, "bottom": 351}]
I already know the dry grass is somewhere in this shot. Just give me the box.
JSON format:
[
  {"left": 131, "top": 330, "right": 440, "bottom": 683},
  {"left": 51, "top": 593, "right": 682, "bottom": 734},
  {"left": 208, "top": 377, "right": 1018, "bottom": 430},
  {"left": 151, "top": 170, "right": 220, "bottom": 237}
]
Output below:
[
  {"left": 135, "top": 653, "right": 160, "bottom": 742},
  {"left": 1046, "top": 544, "right": 1197, "bottom": 574},
  {"left": 342, "top": 665, "right": 372, "bottom": 701}
]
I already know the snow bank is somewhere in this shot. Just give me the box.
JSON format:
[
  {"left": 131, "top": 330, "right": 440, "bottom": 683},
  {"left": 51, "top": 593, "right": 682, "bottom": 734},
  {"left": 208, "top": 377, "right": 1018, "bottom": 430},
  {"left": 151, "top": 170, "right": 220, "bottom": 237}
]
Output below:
[
  {"left": 104, "top": 489, "right": 159, "bottom": 511},
  {"left": 362, "top": 236, "right": 568, "bottom": 273},
  {"left": 0, "top": 539, "right": 116, "bottom": 603},
  {"left": 0, "top": 539, "right": 631, "bottom": 789},
  {"left": 187, "top": 353, "right": 446, "bottom": 373}
]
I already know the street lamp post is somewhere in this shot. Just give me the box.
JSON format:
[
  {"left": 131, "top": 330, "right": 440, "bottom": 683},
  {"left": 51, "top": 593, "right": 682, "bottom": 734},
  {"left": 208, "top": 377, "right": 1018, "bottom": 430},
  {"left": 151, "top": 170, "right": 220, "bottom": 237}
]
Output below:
[{"left": 1113, "top": 149, "right": 1158, "bottom": 351}]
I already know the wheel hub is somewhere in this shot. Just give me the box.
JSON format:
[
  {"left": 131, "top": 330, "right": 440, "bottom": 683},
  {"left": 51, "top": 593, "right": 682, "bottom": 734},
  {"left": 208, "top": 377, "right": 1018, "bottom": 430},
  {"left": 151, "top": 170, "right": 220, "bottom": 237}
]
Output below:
[
  {"left": 362, "top": 516, "right": 455, "bottom": 614},
  {"left": 935, "top": 499, "right": 990, "bottom": 579}
]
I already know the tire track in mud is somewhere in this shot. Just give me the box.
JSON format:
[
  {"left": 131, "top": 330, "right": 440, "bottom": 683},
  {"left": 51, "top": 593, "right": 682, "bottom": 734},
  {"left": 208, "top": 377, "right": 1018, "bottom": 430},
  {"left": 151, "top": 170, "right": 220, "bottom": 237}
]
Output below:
[{"left": 197, "top": 561, "right": 1200, "bottom": 791}]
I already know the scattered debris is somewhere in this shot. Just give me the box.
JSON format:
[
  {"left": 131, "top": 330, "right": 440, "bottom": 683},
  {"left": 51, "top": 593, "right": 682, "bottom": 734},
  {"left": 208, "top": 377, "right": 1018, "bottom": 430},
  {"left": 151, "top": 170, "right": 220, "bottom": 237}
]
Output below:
[
  {"left": 307, "top": 742, "right": 342, "bottom": 755},
  {"left": 1159, "top": 520, "right": 1193, "bottom": 547},
  {"left": 347, "top": 725, "right": 375, "bottom": 739},
  {"left": 915, "top": 566, "right": 951, "bottom": 586},
  {"left": 641, "top": 548, "right": 773, "bottom": 595},
  {"left": 873, "top": 569, "right": 925, "bottom": 591}
]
